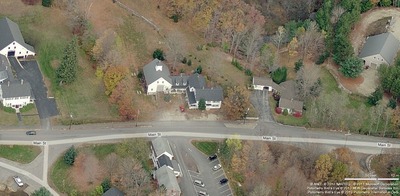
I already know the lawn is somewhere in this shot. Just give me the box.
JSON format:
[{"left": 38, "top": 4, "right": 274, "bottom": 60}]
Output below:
[
  {"left": 0, "top": 104, "right": 40, "bottom": 127},
  {"left": 191, "top": 140, "right": 219, "bottom": 155},
  {"left": 0, "top": 145, "right": 41, "bottom": 164},
  {"left": 50, "top": 157, "right": 76, "bottom": 194},
  {"left": 320, "top": 67, "right": 340, "bottom": 94},
  {"left": 90, "top": 143, "right": 117, "bottom": 160},
  {"left": 268, "top": 97, "right": 309, "bottom": 126}
]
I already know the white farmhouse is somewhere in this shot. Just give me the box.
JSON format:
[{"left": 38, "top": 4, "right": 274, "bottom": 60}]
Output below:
[
  {"left": 0, "top": 80, "right": 34, "bottom": 109},
  {"left": 143, "top": 59, "right": 172, "bottom": 95},
  {"left": 359, "top": 32, "right": 400, "bottom": 68},
  {"left": 186, "top": 74, "right": 223, "bottom": 110},
  {"left": 0, "top": 17, "right": 35, "bottom": 58}
]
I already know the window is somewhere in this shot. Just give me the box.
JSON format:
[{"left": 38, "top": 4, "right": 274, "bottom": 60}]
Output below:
[
  {"left": 13, "top": 42, "right": 15, "bottom": 45},
  {"left": 19, "top": 52, "right": 21, "bottom": 54},
  {"left": 14, "top": 46, "right": 16, "bottom": 49},
  {"left": 8, "top": 47, "right": 10, "bottom": 49},
  {"left": 26, "top": 51, "right": 28, "bottom": 54}
]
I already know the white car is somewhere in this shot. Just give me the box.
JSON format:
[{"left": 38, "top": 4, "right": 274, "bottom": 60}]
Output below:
[
  {"left": 13, "top": 176, "right": 23, "bottom": 187},
  {"left": 212, "top": 164, "right": 222, "bottom": 171}
]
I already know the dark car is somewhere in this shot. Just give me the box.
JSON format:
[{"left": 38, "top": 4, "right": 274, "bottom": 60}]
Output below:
[
  {"left": 220, "top": 178, "right": 228, "bottom": 185},
  {"left": 208, "top": 154, "right": 217, "bottom": 161},
  {"left": 26, "top": 131, "right": 36, "bottom": 135}
]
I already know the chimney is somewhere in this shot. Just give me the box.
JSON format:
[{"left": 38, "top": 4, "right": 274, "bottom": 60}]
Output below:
[{"left": 21, "top": 79, "right": 23, "bottom": 85}]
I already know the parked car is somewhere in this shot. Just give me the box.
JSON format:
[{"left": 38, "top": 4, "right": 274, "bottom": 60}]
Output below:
[
  {"left": 26, "top": 131, "right": 36, "bottom": 135},
  {"left": 208, "top": 154, "right": 217, "bottom": 161},
  {"left": 212, "top": 163, "right": 222, "bottom": 171},
  {"left": 194, "top": 180, "right": 205, "bottom": 187},
  {"left": 13, "top": 176, "right": 23, "bottom": 187},
  {"left": 198, "top": 191, "right": 209, "bottom": 196},
  {"left": 219, "top": 178, "right": 228, "bottom": 185}
]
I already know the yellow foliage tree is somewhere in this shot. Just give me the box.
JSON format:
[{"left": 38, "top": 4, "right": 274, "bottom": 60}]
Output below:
[
  {"left": 103, "top": 66, "right": 129, "bottom": 96},
  {"left": 315, "top": 154, "right": 334, "bottom": 182}
]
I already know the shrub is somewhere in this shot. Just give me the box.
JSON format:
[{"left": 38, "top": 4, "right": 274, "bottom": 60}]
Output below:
[
  {"left": 32, "top": 187, "right": 51, "bottom": 196},
  {"left": 101, "top": 178, "right": 111, "bottom": 192},
  {"left": 42, "top": 0, "right": 52, "bottom": 7},
  {"left": 152, "top": 49, "right": 165, "bottom": 61},
  {"left": 294, "top": 59, "right": 303, "bottom": 72},
  {"left": 181, "top": 57, "right": 187, "bottom": 64},
  {"left": 283, "top": 109, "right": 289, "bottom": 116},
  {"left": 187, "top": 59, "right": 192, "bottom": 66},
  {"left": 388, "top": 98, "right": 397, "bottom": 109},
  {"left": 273, "top": 92, "right": 281, "bottom": 101},
  {"left": 195, "top": 65, "right": 202, "bottom": 74},
  {"left": 231, "top": 59, "right": 244, "bottom": 71},
  {"left": 271, "top": 67, "right": 287, "bottom": 84},
  {"left": 293, "top": 111, "right": 302, "bottom": 118},
  {"left": 245, "top": 69, "right": 253, "bottom": 76},
  {"left": 316, "top": 51, "right": 329, "bottom": 65},
  {"left": 63, "top": 146, "right": 77, "bottom": 166},
  {"left": 275, "top": 107, "right": 282, "bottom": 114},
  {"left": 361, "top": 0, "right": 373, "bottom": 13},
  {"left": 198, "top": 99, "right": 206, "bottom": 110},
  {"left": 367, "top": 88, "right": 383, "bottom": 106},
  {"left": 170, "top": 14, "right": 180, "bottom": 23}
]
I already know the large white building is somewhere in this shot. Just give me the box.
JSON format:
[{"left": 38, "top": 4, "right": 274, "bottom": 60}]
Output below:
[
  {"left": 0, "top": 80, "right": 34, "bottom": 109},
  {"left": 0, "top": 17, "right": 35, "bottom": 58}
]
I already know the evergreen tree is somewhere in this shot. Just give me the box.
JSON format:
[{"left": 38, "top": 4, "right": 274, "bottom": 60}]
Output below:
[
  {"left": 198, "top": 99, "right": 206, "bottom": 110},
  {"left": 56, "top": 38, "right": 78, "bottom": 85},
  {"left": 42, "top": 0, "right": 52, "bottom": 7},
  {"left": 32, "top": 187, "right": 51, "bottom": 196},
  {"left": 64, "top": 146, "right": 77, "bottom": 166}
]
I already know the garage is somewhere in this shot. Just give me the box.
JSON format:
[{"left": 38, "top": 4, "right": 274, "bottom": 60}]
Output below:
[{"left": 7, "top": 51, "right": 15, "bottom": 57}]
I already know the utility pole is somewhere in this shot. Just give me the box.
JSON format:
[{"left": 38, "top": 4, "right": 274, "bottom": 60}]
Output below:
[
  {"left": 344, "top": 131, "right": 351, "bottom": 148},
  {"left": 69, "top": 114, "right": 73, "bottom": 130},
  {"left": 243, "top": 108, "right": 249, "bottom": 124}
]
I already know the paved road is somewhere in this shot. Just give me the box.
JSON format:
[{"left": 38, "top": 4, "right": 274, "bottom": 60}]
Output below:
[{"left": 250, "top": 89, "right": 274, "bottom": 122}]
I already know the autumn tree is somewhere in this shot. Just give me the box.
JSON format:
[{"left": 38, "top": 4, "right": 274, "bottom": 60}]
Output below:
[
  {"left": 272, "top": 26, "right": 287, "bottom": 53},
  {"left": 298, "top": 21, "right": 325, "bottom": 59},
  {"left": 103, "top": 66, "right": 129, "bottom": 96},
  {"left": 92, "top": 30, "right": 118, "bottom": 66},
  {"left": 223, "top": 86, "right": 251, "bottom": 120},
  {"left": 259, "top": 43, "right": 276, "bottom": 72},
  {"left": 282, "top": 167, "right": 308, "bottom": 196},
  {"left": 314, "top": 154, "right": 334, "bottom": 182},
  {"left": 109, "top": 77, "right": 136, "bottom": 120},
  {"left": 56, "top": 37, "right": 78, "bottom": 85},
  {"left": 288, "top": 37, "right": 299, "bottom": 61},
  {"left": 118, "top": 157, "right": 150, "bottom": 195},
  {"left": 103, "top": 153, "right": 118, "bottom": 178}
]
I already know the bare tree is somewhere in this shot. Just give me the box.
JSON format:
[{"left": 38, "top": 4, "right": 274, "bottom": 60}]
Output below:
[
  {"left": 272, "top": 26, "right": 286, "bottom": 53},
  {"left": 330, "top": 6, "right": 345, "bottom": 24},
  {"left": 103, "top": 153, "right": 119, "bottom": 178},
  {"left": 118, "top": 157, "right": 150, "bottom": 196},
  {"left": 295, "top": 64, "right": 321, "bottom": 101},
  {"left": 282, "top": 167, "right": 308, "bottom": 196},
  {"left": 166, "top": 32, "right": 184, "bottom": 69},
  {"left": 298, "top": 21, "right": 325, "bottom": 59},
  {"left": 249, "top": 184, "right": 271, "bottom": 196}
]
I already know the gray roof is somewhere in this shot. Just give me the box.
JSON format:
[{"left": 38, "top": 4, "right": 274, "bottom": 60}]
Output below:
[
  {"left": 195, "top": 87, "right": 224, "bottom": 102},
  {"left": 170, "top": 74, "right": 189, "bottom": 88},
  {"left": 279, "top": 80, "right": 296, "bottom": 100},
  {"left": 188, "top": 74, "right": 205, "bottom": 89},
  {"left": 158, "top": 154, "right": 173, "bottom": 168},
  {"left": 155, "top": 165, "right": 181, "bottom": 193},
  {"left": 253, "top": 76, "right": 281, "bottom": 91},
  {"left": 102, "top": 187, "right": 124, "bottom": 196},
  {"left": 152, "top": 137, "right": 173, "bottom": 158},
  {"left": 279, "top": 98, "right": 303, "bottom": 112},
  {"left": 1, "top": 80, "right": 32, "bottom": 98},
  {"left": 0, "top": 17, "right": 35, "bottom": 53},
  {"left": 359, "top": 32, "right": 400, "bottom": 65},
  {"left": 187, "top": 88, "right": 196, "bottom": 104},
  {"left": 171, "top": 160, "right": 180, "bottom": 174},
  {"left": 143, "top": 59, "right": 172, "bottom": 85},
  {"left": 0, "top": 55, "right": 8, "bottom": 82}
]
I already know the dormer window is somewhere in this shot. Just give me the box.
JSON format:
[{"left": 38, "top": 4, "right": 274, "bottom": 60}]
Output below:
[{"left": 13, "top": 42, "right": 15, "bottom": 45}]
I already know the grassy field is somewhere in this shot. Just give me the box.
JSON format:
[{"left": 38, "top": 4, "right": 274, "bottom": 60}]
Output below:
[
  {"left": 0, "top": 145, "right": 41, "bottom": 164},
  {"left": 191, "top": 140, "right": 219, "bottom": 155},
  {"left": 0, "top": 104, "right": 40, "bottom": 126},
  {"left": 50, "top": 157, "right": 76, "bottom": 194},
  {"left": 90, "top": 143, "right": 117, "bottom": 160}
]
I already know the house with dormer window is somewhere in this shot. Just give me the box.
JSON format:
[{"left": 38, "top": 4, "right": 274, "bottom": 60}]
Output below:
[{"left": 0, "top": 17, "right": 35, "bottom": 58}]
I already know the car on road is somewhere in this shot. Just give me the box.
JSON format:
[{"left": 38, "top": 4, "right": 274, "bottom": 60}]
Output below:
[
  {"left": 194, "top": 180, "right": 205, "bottom": 187},
  {"left": 212, "top": 163, "right": 222, "bottom": 171},
  {"left": 198, "top": 191, "right": 209, "bottom": 196},
  {"left": 13, "top": 176, "right": 23, "bottom": 187},
  {"left": 219, "top": 178, "right": 228, "bottom": 185},
  {"left": 208, "top": 154, "right": 217, "bottom": 161},
  {"left": 26, "top": 131, "right": 36, "bottom": 135}
]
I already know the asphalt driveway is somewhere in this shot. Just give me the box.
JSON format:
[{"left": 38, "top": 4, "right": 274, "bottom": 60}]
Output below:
[
  {"left": 8, "top": 58, "right": 58, "bottom": 119},
  {"left": 250, "top": 89, "right": 274, "bottom": 122}
]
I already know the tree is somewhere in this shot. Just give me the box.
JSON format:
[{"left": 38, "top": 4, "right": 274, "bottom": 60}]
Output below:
[
  {"left": 166, "top": 33, "right": 184, "bottom": 68},
  {"left": 32, "top": 187, "right": 51, "bottom": 196},
  {"left": 379, "top": 0, "right": 392, "bottom": 6},
  {"left": 339, "top": 57, "right": 363, "bottom": 78},
  {"left": 367, "top": 88, "right": 383, "bottom": 105},
  {"left": 42, "top": 0, "right": 52, "bottom": 7},
  {"left": 249, "top": 185, "right": 270, "bottom": 196},
  {"left": 260, "top": 43, "right": 276, "bottom": 71},
  {"left": 56, "top": 37, "right": 78, "bottom": 85},
  {"left": 198, "top": 98, "right": 206, "bottom": 110},
  {"left": 272, "top": 26, "right": 286, "bottom": 52},
  {"left": 294, "top": 60, "right": 303, "bottom": 72},
  {"left": 64, "top": 145, "right": 77, "bottom": 166},
  {"left": 330, "top": 161, "right": 348, "bottom": 182},
  {"left": 361, "top": 0, "right": 374, "bottom": 12},
  {"left": 223, "top": 86, "right": 251, "bottom": 120},
  {"left": 282, "top": 167, "right": 308, "bottom": 196},
  {"left": 103, "top": 66, "right": 129, "bottom": 96},
  {"left": 117, "top": 157, "right": 149, "bottom": 195},
  {"left": 298, "top": 21, "right": 325, "bottom": 59},
  {"left": 271, "top": 67, "right": 287, "bottom": 84},
  {"left": 316, "top": 0, "right": 333, "bottom": 32},
  {"left": 288, "top": 37, "right": 299, "bottom": 60},
  {"left": 330, "top": 6, "right": 345, "bottom": 24},
  {"left": 388, "top": 98, "right": 397, "bottom": 109},
  {"left": 296, "top": 64, "right": 321, "bottom": 100},
  {"left": 195, "top": 65, "right": 202, "bottom": 74},
  {"left": 152, "top": 49, "right": 165, "bottom": 61},
  {"left": 103, "top": 153, "right": 118, "bottom": 178},
  {"left": 314, "top": 154, "right": 334, "bottom": 182}
]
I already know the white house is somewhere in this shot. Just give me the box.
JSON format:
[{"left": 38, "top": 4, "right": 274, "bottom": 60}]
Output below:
[
  {"left": 150, "top": 137, "right": 181, "bottom": 177},
  {"left": 186, "top": 74, "right": 223, "bottom": 110},
  {"left": 0, "top": 17, "right": 35, "bottom": 58},
  {"left": 143, "top": 59, "right": 172, "bottom": 95},
  {"left": 0, "top": 80, "right": 34, "bottom": 109},
  {"left": 359, "top": 32, "right": 400, "bottom": 68}
]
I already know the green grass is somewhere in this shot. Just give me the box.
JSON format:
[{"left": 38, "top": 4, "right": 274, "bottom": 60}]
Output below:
[
  {"left": 276, "top": 115, "right": 308, "bottom": 126},
  {"left": 50, "top": 156, "right": 76, "bottom": 194},
  {"left": 347, "top": 94, "right": 369, "bottom": 109},
  {"left": 191, "top": 141, "right": 219, "bottom": 155},
  {"left": 91, "top": 144, "right": 117, "bottom": 160},
  {"left": 19, "top": 103, "right": 35, "bottom": 113},
  {"left": 0, "top": 145, "right": 41, "bottom": 164},
  {"left": 321, "top": 68, "right": 340, "bottom": 94}
]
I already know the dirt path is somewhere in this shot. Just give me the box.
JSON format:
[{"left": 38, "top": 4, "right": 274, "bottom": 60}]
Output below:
[{"left": 351, "top": 7, "right": 400, "bottom": 55}]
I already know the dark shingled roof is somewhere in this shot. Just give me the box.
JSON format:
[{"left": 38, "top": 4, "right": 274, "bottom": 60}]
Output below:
[
  {"left": 252, "top": 76, "right": 281, "bottom": 91},
  {"left": 155, "top": 165, "right": 181, "bottom": 194},
  {"left": 359, "top": 32, "right": 400, "bottom": 65},
  {"left": 102, "top": 187, "right": 124, "bottom": 196},
  {"left": 151, "top": 137, "right": 173, "bottom": 158},
  {"left": 279, "top": 80, "right": 296, "bottom": 100},
  {"left": 0, "top": 55, "right": 9, "bottom": 82},
  {"left": 188, "top": 74, "right": 205, "bottom": 89},
  {"left": 143, "top": 59, "right": 172, "bottom": 85},
  {"left": 0, "top": 17, "right": 35, "bottom": 53},
  {"left": 186, "top": 88, "right": 196, "bottom": 104},
  {"left": 195, "top": 87, "right": 223, "bottom": 102},
  {"left": 279, "top": 98, "right": 303, "bottom": 112},
  {"left": 170, "top": 74, "right": 189, "bottom": 88},
  {"left": 157, "top": 154, "right": 173, "bottom": 168},
  {"left": 1, "top": 81, "right": 32, "bottom": 98}
]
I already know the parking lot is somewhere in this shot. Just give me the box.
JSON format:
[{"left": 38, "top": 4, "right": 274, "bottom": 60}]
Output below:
[{"left": 169, "top": 137, "right": 232, "bottom": 196}]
